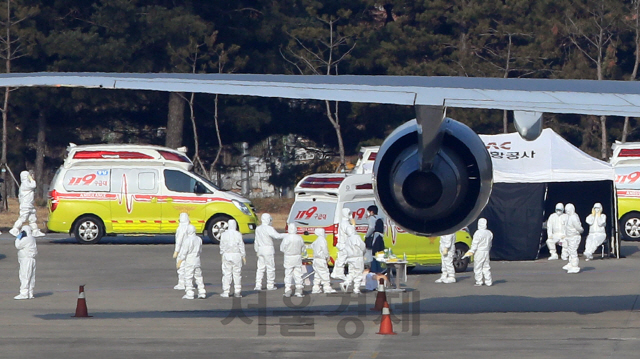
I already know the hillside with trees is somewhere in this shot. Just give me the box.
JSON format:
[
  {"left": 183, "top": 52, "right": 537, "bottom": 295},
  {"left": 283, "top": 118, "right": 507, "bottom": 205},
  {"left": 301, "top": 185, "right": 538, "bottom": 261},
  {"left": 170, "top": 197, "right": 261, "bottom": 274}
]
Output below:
[{"left": 0, "top": 0, "right": 637, "bottom": 199}]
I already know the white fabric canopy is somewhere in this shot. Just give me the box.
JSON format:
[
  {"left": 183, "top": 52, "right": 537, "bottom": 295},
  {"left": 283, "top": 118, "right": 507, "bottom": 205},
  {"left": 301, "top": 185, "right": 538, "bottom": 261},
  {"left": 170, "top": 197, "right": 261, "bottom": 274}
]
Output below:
[{"left": 479, "top": 128, "right": 615, "bottom": 183}]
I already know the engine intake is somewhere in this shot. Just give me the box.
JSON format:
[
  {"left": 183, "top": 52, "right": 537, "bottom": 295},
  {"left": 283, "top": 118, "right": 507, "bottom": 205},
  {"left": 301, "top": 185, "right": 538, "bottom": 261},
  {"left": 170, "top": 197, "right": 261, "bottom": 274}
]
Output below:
[{"left": 373, "top": 118, "right": 493, "bottom": 236}]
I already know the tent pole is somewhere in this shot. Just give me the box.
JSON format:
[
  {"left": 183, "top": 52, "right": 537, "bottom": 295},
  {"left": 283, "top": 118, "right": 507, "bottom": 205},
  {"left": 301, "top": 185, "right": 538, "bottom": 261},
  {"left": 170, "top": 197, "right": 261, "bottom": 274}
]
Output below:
[{"left": 612, "top": 181, "right": 620, "bottom": 259}]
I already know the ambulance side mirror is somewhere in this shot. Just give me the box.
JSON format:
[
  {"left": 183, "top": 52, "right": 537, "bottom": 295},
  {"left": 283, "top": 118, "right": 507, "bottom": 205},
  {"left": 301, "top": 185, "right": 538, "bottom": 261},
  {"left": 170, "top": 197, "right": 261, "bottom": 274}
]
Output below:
[{"left": 194, "top": 182, "right": 208, "bottom": 194}]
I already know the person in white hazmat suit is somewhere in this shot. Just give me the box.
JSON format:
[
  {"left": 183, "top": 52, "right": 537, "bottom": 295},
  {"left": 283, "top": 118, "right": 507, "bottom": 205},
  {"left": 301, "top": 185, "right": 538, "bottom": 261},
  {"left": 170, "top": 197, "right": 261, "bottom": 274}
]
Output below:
[
  {"left": 311, "top": 228, "right": 336, "bottom": 294},
  {"left": 172, "top": 213, "right": 190, "bottom": 290},
  {"left": 331, "top": 208, "right": 354, "bottom": 280},
  {"left": 10, "top": 171, "right": 45, "bottom": 237},
  {"left": 464, "top": 218, "right": 493, "bottom": 286},
  {"left": 562, "top": 203, "right": 584, "bottom": 274},
  {"left": 219, "top": 220, "right": 246, "bottom": 298},
  {"left": 435, "top": 233, "right": 457, "bottom": 284},
  {"left": 176, "top": 224, "right": 206, "bottom": 299},
  {"left": 254, "top": 213, "right": 284, "bottom": 291},
  {"left": 280, "top": 223, "right": 306, "bottom": 297},
  {"left": 584, "top": 203, "right": 607, "bottom": 261},
  {"left": 340, "top": 226, "right": 367, "bottom": 294},
  {"left": 14, "top": 226, "right": 37, "bottom": 300},
  {"left": 546, "top": 203, "right": 568, "bottom": 260}
]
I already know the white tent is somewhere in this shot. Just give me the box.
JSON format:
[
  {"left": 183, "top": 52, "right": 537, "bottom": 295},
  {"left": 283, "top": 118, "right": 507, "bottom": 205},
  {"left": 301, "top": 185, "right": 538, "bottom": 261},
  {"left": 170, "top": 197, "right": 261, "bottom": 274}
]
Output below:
[
  {"left": 480, "top": 128, "right": 615, "bottom": 183},
  {"left": 472, "top": 129, "right": 618, "bottom": 260}
]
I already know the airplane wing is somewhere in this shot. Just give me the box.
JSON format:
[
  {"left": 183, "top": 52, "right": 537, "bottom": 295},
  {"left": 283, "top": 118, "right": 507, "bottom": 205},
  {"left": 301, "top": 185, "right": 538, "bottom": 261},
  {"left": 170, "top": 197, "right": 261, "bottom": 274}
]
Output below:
[
  {"left": 0, "top": 72, "right": 638, "bottom": 117},
  {"left": 7, "top": 72, "right": 626, "bottom": 237}
]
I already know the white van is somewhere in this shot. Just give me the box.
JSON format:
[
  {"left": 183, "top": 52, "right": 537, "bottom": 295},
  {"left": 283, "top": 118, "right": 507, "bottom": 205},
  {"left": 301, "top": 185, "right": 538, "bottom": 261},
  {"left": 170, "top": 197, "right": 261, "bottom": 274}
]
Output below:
[
  {"left": 287, "top": 172, "right": 473, "bottom": 271},
  {"left": 47, "top": 144, "right": 258, "bottom": 243}
]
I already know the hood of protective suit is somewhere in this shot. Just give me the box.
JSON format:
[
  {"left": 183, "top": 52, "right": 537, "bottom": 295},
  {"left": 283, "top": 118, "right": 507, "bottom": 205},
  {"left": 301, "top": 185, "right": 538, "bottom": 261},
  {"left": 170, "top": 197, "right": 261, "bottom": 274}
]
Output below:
[
  {"left": 555, "top": 203, "right": 564, "bottom": 212},
  {"left": 179, "top": 212, "right": 190, "bottom": 224},
  {"left": 21, "top": 225, "right": 32, "bottom": 237},
  {"left": 20, "top": 171, "right": 30, "bottom": 182},
  {"left": 288, "top": 223, "right": 297, "bottom": 234},
  {"left": 478, "top": 218, "right": 487, "bottom": 230},
  {"left": 228, "top": 220, "right": 238, "bottom": 231},
  {"left": 341, "top": 208, "right": 351, "bottom": 219},
  {"left": 565, "top": 203, "right": 575, "bottom": 215},
  {"left": 346, "top": 225, "right": 356, "bottom": 236},
  {"left": 314, "top": 228, "right": 325, "bottom": 237},
  {"left": 186, "top": 224, "right": 196, "bottom": 236},
  {"left": 261, "top": 213, "right": 272, "bottom": 225},
  {"left": 594, "top": 203, "right": 602, "bottom": 211}
]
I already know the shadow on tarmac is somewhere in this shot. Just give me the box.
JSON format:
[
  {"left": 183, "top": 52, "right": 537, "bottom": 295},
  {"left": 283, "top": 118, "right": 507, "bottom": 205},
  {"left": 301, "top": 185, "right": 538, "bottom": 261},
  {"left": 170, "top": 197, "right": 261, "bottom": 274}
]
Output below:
[
  {"left": 0, "top": 254, "right": 6, "bottom": 261},
  {"left": 33, "top": 292, "right": 53, "bottom": 299},
  {"left": 33, "top": 292, "right": 640, "bottom": 320},
  {"left": 49, "top": 237, "right": 185, "bottom": 245},
  {"left": 48, "top": 236, "right": 253, "bottom": 245},
  {"left": 417, "top": 293, "right": 640, "bottom": 314},
  {"left": 621, "top": 245, "right": 640, "bottom": 257}
]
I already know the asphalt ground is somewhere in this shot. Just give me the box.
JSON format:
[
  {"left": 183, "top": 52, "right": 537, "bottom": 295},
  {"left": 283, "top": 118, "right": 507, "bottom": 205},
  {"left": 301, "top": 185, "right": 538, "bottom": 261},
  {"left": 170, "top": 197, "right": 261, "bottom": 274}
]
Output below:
[{"left": 0, "top": 233, "right": 639, "bottom": 358}]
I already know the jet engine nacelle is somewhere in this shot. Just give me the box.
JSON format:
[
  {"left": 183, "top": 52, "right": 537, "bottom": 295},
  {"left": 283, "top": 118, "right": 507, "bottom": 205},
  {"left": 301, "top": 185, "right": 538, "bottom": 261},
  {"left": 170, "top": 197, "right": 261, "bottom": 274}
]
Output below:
[{"left": 373, "top": 118, "right": 493, "bottom": 236}]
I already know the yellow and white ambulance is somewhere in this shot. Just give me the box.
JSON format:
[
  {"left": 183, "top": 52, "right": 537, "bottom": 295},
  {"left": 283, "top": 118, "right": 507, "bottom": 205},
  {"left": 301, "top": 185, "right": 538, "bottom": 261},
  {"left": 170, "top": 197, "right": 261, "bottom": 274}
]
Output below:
[
  {"left": 47, "top": 144, "right": 257, "bottom": 244},
  {"left": 612, "top": 142, "right": 640, "bottom": 240},
  {"left": 287, "top": 172, "right": 473, "bottom": 272}
]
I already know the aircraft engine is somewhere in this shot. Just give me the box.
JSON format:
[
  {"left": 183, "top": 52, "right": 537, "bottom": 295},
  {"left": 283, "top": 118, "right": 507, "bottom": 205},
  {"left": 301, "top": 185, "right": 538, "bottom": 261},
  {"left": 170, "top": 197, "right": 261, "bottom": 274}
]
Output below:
[{"left": 373, "top": 118, "right": 493, "bottom": 236}]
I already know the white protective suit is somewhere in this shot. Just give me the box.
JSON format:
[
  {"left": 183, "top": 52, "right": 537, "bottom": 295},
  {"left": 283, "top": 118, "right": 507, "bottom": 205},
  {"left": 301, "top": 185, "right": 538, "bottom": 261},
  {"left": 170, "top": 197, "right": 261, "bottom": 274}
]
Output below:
[
  {"left": 10, "top": 171, "right": 44, "bottom": 237},
  {"left": 219, "top": 220, "right": 246, "bottom": 297},
  {"left": 280, "top": 223, "right": 306, "bottom": 297},
  {"left": 254, "top": 213, "right": 284, "bottom": 290},
  {"left": 331, "top": 208, "right": 353, "bottom": 280},
  {"left": 342, "top": 226, "right": 366, "bottom": 294},
  {"left": 563, "top": 203, "right": 584, "bottom": 274},
  {"left": 311, "top": 228, "right": 335, "bottom": 294},
  {"left": 173, "top": 213, "right": 190, "bottom": 290},
  {"left": 468, "top": 218, "right": 493, "bottom": 286},
  {"left": 436, "top": 233, "right": 456, "bottom": 284},
  {"left": 584, "top": 203, "right": 607, "bottom": 261},
  {"left": 177, "top": 224, "right": 206, "bottom": 299},
  {"left": 14, "top": 226, "right": 37, "bottom": 300},
  {"left": 546, "top": 203, "right": 568, "bottom": 260}
]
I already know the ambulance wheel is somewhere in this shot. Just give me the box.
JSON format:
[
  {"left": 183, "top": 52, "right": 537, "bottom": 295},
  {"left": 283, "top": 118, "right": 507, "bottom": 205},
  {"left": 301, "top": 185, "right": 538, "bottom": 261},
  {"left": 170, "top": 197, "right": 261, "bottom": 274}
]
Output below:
[
  {"left": 73, "top": 216, "right": 104, "bottom": 244},
  {"left": 620, "top": 212, "right": 640, "bottom": 241},
  {"left": 453, "top": 242, "right": 470, "bottom": 273},
  {"left": 207, "top": 215, "right": 231, "bottom": 244}
]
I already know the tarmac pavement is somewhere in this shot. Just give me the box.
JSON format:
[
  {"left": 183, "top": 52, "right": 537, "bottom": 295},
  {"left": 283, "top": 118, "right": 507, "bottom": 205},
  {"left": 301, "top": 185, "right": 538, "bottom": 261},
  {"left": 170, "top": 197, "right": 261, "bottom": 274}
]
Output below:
[{"left": 0, "top": 232, "right": 638, "bottom": 358}]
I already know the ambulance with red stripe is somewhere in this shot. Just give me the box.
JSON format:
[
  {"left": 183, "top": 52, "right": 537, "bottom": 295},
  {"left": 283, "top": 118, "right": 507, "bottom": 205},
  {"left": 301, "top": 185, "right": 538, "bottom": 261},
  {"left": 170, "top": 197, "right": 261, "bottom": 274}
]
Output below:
[
  {"left": 287, "top": 172, "right": 473, "bottom": 272},
  {"left": 47, "top": 144, "right": 257, "bottom": 244},
  {"left": 612, "top": 142, "right": 640, "bottom": 240}
]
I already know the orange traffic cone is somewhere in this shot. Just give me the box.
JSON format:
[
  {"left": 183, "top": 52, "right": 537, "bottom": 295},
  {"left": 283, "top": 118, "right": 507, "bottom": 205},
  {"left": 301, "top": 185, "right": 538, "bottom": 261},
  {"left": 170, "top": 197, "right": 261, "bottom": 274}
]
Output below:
[
  {"left": 376, "top": 301, "right": 397, "bottom": 335},
  {"left": 371, "top": 278, "right": 387, "bottom": 311},
  {"left": 72, "top": 285, "right": 92, "bottom": 318}
]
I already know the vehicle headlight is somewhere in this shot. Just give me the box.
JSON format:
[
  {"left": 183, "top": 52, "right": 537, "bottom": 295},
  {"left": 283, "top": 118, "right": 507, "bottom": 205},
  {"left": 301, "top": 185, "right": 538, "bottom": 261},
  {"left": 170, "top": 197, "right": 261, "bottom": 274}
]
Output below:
[{"left": 232, "top": 200, "right": 251, "bottom": 215}]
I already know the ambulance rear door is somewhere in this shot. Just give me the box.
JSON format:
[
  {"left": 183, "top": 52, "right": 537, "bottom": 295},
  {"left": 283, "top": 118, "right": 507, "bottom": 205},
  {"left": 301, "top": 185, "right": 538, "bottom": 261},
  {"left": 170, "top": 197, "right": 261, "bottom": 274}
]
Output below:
[
  {"left": 342, "top": 201, "right": 417, "bottom": 262},
  {"left": 287, "top": 201, "right": 336, "bottom": 242}
]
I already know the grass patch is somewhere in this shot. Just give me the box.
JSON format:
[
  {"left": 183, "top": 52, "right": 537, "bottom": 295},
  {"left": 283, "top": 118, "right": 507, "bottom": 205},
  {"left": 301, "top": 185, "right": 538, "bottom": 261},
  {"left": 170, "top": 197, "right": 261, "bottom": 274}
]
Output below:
[{"left": 0, "top": 198, "right": 49, "bottom": 232}]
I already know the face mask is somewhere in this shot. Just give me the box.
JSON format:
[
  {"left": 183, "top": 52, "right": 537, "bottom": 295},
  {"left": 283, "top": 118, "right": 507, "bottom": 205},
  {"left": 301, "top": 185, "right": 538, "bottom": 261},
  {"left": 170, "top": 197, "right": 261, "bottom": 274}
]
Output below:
[
  {"left": 17, "top": 231, "right": 26, "bottom": 240},
  {"left": 556, "top": 210, "right": 563, "bottom": 214}
]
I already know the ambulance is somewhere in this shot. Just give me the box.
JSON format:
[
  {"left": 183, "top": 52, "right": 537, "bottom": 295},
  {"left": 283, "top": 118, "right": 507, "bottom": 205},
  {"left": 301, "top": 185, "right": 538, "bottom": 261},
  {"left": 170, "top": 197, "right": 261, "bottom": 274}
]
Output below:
[
  {"left": 612, "top": 142, "right": 640, "bottom": 240},
  {"left": 47, "top": 144, "right": 258, "bottom": 244},
  {"left": 287, "top": 172, "right": 473, "bottom": 272}
]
